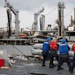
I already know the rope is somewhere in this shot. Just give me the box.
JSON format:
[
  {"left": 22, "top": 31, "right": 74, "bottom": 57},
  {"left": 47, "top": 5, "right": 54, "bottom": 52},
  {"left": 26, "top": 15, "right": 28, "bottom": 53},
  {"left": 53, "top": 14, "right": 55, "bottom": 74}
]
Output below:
[
  {"left": 12, "top": 45, "right": 30, "bottom": 61},
  {"left": 64, "top": 10, "right": 73, "bottom": 18}
]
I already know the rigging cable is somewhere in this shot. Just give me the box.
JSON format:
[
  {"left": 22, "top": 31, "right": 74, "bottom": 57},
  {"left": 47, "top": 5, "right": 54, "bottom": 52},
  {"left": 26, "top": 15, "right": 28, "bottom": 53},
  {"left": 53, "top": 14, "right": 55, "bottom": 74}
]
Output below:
[
  {"left": 45, "top": 7, "right": 57, "bottom": 16},
  {"left": 64, "top": 10, "right": 73, "bottom": 18}
]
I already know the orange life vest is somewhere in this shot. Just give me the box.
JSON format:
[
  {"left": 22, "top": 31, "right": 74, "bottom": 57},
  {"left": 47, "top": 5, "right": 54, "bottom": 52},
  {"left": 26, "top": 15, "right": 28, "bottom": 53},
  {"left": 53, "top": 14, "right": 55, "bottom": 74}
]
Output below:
[
  {"left": 73, "top": 44, "right": 75, "bottom": 52},
  {"left": 50, "top": 41, "right": 58, "bottom": 50}
]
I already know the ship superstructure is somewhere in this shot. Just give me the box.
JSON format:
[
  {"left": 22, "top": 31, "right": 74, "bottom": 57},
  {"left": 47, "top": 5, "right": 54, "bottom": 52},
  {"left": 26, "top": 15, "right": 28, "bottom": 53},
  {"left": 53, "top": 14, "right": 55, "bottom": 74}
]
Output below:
[{"left": 66, "top": 7, "right": 75, "bottom": 36}]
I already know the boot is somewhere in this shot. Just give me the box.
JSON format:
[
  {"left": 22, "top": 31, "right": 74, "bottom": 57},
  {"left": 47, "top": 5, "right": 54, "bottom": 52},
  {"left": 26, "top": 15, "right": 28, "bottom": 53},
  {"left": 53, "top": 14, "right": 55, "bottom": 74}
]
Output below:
[
  {"left": 57, "top": 67, "right": 64, "bottom": 71},
  {"left": 49, "top": 65, "right": 53, "bottom": 68},
  {"left": 52, "top": 64, "right": 57, "bottom": 67},
  {"left": 49, "top": 64, "right": 54, "bottom": 68},
  {"left": 70, "top": 68, "right": 73, "bottom": 73},
  {"left": 42, "top": 64, "right": 46, "bottom": 67}
]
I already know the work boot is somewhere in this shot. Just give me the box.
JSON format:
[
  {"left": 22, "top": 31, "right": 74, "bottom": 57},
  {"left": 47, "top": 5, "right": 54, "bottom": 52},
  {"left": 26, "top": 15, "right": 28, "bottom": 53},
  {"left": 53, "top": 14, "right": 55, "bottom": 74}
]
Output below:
[
  {"left": 49, "top": 64, "right": 53, "bottom": 68},
  {"left": 49, "top": 65, "right": 53, "bottom": 68},
  {"left": 42, "top": 64, "right": 46, "bottom": 67},
  {"left": 68, "top": 68, "right": 73, "bottom": 71},
  {"left": 70, "top": 69, "right": 73, "bottom": 73},
  {"left": 52, "top": 64, "right": 57, "bottom": 67},
  {"left": 57, "top": 67, "right": 64, "bottom": 71}
]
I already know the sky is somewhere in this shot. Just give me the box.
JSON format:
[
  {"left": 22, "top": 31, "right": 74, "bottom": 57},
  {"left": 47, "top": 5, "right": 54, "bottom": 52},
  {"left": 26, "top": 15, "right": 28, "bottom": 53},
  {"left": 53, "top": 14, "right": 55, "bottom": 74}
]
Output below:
[{"left": 0, "top": 0, "right": 75, "bottom": 31}]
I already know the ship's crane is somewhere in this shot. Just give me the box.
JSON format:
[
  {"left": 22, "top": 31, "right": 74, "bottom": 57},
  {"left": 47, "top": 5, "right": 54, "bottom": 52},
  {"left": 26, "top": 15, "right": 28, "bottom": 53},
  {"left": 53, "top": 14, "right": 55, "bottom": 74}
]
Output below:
[
  {"left": 4, "top": 0, "right": 20, "bottom": 37},
  {"left": 39, "top": 14, "right": 45, "bottom": 30},
  {"left": 58, "top": 2, "right": 65, "bottom": 36},
  {"left": 32, "top": 7, "right": 44, "bottom": 31},
  {"left": 7, "top": 8, "right": 12, "bottom": 38}
]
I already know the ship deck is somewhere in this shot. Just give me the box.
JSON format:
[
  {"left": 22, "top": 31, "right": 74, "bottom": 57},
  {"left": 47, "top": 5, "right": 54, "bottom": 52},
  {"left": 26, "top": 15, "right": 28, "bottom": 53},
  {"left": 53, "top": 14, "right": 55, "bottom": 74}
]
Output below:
[{"left": 0, "top": 58, "right": 75, "bottom": 75}]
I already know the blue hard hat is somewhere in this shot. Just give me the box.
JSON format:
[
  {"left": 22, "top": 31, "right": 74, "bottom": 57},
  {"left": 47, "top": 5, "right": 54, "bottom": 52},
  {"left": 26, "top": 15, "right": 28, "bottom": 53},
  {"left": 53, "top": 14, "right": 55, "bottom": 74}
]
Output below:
[
  {"left": 46, "top": 37, "right": 51, "bottom": 41},
  {"left": 61, "top": 39, "right": 66, "bottom": 43}
]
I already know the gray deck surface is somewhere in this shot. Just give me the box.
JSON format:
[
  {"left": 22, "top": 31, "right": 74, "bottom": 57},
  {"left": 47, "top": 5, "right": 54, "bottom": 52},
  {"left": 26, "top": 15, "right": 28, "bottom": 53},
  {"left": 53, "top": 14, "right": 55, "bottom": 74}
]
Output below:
[{"left": 0, "top": 58, "right": 75, "bottom": 75}]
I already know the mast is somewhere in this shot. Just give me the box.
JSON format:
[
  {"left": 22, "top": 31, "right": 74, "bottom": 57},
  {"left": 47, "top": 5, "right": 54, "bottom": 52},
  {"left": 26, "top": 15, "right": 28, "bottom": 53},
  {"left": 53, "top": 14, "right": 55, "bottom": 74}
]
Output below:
[
  {"left": 74, "top": 7, "right": 75, "bottom": 25},
  {"left": 58, "top": 2, "right": 65, "bottom": 36},
  {"left": 58, "top": 2, "right": 61, "bottom": 36}
]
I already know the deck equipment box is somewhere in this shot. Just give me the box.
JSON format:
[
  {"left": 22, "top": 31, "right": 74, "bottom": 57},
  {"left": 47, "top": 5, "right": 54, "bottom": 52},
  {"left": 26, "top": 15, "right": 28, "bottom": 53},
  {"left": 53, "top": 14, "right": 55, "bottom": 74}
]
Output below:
[{"left": 0, "top": 59, "right": 4, "bottom": 67}]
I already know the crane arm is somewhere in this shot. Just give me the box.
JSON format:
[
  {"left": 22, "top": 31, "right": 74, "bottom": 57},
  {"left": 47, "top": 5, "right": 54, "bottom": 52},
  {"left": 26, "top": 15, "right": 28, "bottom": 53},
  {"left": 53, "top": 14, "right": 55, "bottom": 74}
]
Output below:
[
  {"left": 7, "top": 9, "right": 12, "bottom": 38},
  {"left": 5, "top": 0, "right": 20, "bottom": 37},
  {"left": 5, "top": 0, "right": 17, "bottom": 15},
  {"left": 35, "top": 7, "right": 44, "bottom": 15},
  {"left": 32, "top": 7, "right": 44, "bottom": 31}
]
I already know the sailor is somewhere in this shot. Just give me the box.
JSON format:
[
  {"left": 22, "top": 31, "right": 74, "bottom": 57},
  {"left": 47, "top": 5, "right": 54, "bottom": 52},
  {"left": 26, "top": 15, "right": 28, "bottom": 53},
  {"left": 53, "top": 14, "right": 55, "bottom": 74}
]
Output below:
[
  {"left": 57, "top": 39, "right": 71, "bottom": 71},
  {"left": 42, "top": 37, "right": 51, "bottom": 67},
  {"left": 49, "top": 39, "right": 59, "bottom": 68},
  {"left": 70, "top": 43, "right": 75, "bottom": 73}
]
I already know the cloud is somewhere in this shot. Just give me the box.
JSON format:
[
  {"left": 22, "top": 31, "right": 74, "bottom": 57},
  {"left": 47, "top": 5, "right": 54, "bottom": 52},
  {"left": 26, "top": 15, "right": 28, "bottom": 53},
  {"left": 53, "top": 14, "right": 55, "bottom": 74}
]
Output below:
[
  {"left": 0, "top": 0, "right": 75, "bottom": 11},
  {"left": 19, "top": 10, "right": 34, "bottom": 29},
  {"left": 0, "top": 0, "right": 75, "bottom": 30}
]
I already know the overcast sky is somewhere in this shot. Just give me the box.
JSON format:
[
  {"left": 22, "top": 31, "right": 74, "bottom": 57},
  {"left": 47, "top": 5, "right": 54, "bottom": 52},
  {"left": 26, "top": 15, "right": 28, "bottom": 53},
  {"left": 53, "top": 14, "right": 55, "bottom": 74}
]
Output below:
[{"left": 0, "top": 0, "right": 75, "bottom": 30}]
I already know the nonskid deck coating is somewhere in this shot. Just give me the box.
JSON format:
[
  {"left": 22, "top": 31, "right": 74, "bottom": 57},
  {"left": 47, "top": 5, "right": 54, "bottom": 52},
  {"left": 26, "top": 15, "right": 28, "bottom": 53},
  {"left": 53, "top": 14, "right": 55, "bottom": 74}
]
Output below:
[{"left": 0, "top": 59, "right": 75, "bottom": 75}]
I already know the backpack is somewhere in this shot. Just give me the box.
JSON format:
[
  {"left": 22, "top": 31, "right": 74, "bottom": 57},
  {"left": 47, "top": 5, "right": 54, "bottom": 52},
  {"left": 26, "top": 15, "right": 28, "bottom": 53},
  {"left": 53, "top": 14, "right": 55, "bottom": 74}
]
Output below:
[{"left": 50, "top": 41, "right": 58, "bottom": 50}]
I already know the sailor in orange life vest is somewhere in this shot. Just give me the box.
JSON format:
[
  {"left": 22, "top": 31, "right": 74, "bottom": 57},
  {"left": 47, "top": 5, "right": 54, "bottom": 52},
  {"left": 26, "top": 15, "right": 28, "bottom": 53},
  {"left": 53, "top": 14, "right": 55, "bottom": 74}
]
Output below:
[
  {"left": 57, "top": 39, "right": 71, "bottom": 71},
  {"left": 49, "top": 39, "right": 59, "bottom": 68},
  {"left": 70, "top": 43, "right": 75, "bottom": 73},
  {"left": 42, "top": 37, "right": 51, "bottom": 67}
]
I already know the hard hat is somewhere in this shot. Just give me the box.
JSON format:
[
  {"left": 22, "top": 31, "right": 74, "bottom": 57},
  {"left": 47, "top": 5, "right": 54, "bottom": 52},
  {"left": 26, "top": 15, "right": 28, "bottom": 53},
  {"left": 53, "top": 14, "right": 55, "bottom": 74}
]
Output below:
[
  {"left": 46, "top": 37, "right": 51, "bottom": 41},
  {"left": 61, "top": 39, "right": 66, "bottom": 43}
]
